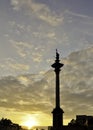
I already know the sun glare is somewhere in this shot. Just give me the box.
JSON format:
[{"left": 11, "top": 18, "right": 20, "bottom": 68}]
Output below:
[
  {"left": 24, "top": 119, "right": 37, "bottom": 129},
  {"left": 21, "top": 115, "right": 39, "bottom": 129}
]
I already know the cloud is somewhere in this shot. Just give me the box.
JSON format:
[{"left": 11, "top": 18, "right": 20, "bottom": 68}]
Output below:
[
  {"left": 0, "top": 58, "right": 29, "bottom": 76},
  {"left": 60, "top": 47, "right": 93, "bottom": 119},
  {"left": 10, "top": 39, "right": 44, "bottom": 63},
  {"left": 0, "top": 47, "right": 93, "bottom": 124},
  {"left": 38, "top": 10, "right": 64, "bottom": 26},
  {"left": 10, "top": 40, "right": 33, "bottom": 58},
  {"left": 10, "top": 0, "right": 64, "bottom": 26},
  {"left": 10, "top": 0, "right": 26, "bottom": 11},
  {"left": 65, "top": 10, "right": 91, "bottom": 19},
  {"left": 32, "top": 52, "right": 43, "bottom": 63},
  {"left": 32, "top": 31, "right": 56, "bottom": 40},
  {"left": 9, "top": 21, "right": 32, "bottom": 35}
]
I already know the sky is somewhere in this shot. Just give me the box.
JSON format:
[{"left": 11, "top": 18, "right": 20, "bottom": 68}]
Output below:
[{"left": 0, "top": 0, "right": 93, "bottom": 128}]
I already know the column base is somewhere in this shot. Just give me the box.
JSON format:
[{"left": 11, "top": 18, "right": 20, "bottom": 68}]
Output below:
[{"left": 52, "top": 107, "right": 64, "bottom": 128}]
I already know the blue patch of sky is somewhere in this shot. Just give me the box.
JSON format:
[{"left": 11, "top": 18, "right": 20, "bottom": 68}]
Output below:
[
  {"left": 63, "top": 0, "right": 93, "bottom": 17},
  {"left": 0, "top": 0, "right": 10, "bottom": 11}
]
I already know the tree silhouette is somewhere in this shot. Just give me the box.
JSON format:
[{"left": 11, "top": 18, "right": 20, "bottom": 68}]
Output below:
[
  {"left": 68, "top": 119, "right": 77, "bottom": 126},
  {"left": 0, "top": 118, "right": 12, "bottom": 126}
]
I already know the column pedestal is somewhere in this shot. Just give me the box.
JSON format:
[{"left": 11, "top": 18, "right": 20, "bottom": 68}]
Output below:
[{"left": 52, "top": 107, "right": 64, "bottom": 128}]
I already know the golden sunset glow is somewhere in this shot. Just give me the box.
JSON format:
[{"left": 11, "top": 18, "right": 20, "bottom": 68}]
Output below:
[
  {"left": 0, "top": 0, "right": 93, "bottom": 128},
  {"left": 23, "top": 120, "right": 36, "bottom": 129},
  {"left": 21, "top": 115, "right": 39, "bottom": 129}
]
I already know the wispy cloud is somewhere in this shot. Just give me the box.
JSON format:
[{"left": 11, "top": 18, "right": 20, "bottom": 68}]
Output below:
[
  {"left": 65, "top": 10, "right": 91, "bottom": 19},
  {"left": 0, "top": 58, "right": 29, "bottom": 76},
  {"left": 10, "top": 39, "right": 44, "bottom": 63},
  {"left": 0, "top": 47, "right": 93, "bottom": 123},
  {"left": 10, "top": 40, "right": 33, "bottom": 58},
  {"left": 10, "top": 0, "right": 64, "bottom": 26}
]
